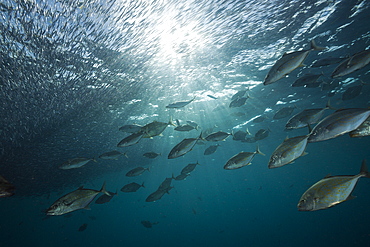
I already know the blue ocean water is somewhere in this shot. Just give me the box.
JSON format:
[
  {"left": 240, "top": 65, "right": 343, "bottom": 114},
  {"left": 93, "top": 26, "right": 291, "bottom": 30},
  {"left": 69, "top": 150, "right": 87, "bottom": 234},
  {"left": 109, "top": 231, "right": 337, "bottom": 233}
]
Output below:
[{"left": 1, "top": 0, "right": 370, "bottom": 246}]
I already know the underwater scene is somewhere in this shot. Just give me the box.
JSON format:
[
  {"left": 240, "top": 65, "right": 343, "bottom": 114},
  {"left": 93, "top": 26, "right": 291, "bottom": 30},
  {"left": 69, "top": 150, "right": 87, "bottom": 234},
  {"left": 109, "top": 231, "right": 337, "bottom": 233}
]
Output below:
[{"left": 1, "top": 0, "right": 370, "bottom": 246}]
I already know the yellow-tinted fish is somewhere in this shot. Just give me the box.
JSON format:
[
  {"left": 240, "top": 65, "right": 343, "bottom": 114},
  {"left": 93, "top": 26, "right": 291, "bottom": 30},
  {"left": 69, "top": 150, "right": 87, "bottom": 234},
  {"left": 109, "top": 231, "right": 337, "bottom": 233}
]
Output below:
[
  {"left": 224, "top": 146, "right": 264, "bottom": 170},
  {"left": 298, "top": 160, "right": 370, "bottom": 211}
]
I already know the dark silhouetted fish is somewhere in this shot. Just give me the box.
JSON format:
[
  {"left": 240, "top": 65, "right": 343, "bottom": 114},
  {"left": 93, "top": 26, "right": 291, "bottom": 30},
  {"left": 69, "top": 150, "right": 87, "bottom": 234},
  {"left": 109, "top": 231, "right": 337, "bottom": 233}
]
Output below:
[
  {"left": 311, "top": 57, "right": 347, "bottom": 67},
  {"left": 143, "top": 152, "right": 161, "bottom": 159},
  {"left": 254, "top": 129, "right": 270, "bottom": 141},
  {"left": 126, "top": 167, "right": 150, "bottom": 177},
  {"left": 332, "top": 50, "right": 370, "bottom": 78},
  {"left": 181, "top": 162, "right": 200, "bottom": 174},
  {"left": 78, "top": 223, "right": 88, "bottom": 232},
  {"left": 342, "top": 82, "right": 365, "bottom": 101},
  {"left": 204, "top": 144, "right": 220, "bottom": 155},
  {"left": 121, "top": 182, "right": 145, "bottom": 192},
  {"left": 141, "top": 220, "right": 159, "bottom": 228},
  {"left": 273, "top": 106, "right": 296, "bottom": 119},
  {"left": 95, "top": 191, "right": 117, "bottom": 204},
  {"left": 292, "top": 73, "right": 322, "bottom": 87},
  {"left": 166, "top": 97, "right": 195, "bottom": 108},
  {"left": 229, "top": 96, "right": 249, "bottom": 108}
]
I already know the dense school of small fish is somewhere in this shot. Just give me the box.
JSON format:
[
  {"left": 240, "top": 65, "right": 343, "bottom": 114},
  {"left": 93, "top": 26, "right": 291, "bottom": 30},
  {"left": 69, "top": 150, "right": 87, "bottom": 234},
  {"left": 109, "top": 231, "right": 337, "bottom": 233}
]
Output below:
[
  {"left": 0, "top": 0, "right": 369, "bottom": 217},
  {"left": 22, "top": 39, "right": 369, "bottom": 215}
]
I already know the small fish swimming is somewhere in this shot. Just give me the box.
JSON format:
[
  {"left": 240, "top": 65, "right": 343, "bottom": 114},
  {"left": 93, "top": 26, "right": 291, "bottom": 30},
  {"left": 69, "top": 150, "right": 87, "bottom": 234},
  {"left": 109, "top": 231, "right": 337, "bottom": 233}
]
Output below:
[
  {"left": 143, "top": 152, "right": 161, "bottom": 159},
  {"left": 285, "top": 101, "right": 332, "bottom": 130},
  {"left": 95, "top": 191, "right": 117, "bottom": 204},
  {"left": 99, "top": 150, "right": 127, "bottom": 160},
  {"left": 59, "top": 157, "right": 96, "bottom": 170},
  {"left": 168, "top": 133, "right": 201, "bottom": 159},
  {"left": 224, "top": 146, "right": 265, "bottom": 170},
  {"left": 204, "top": 144, "right": 220, "bottom": 155},
  {"left": 78, "top": 223, "right": 88, "bottom": 232},
  {"left": 331, "top": 49, "right": 370, "bottom": 78},
  {"left": 268, "top": 135, "right": 309, "bottom": 169},
  {"left": 181, "top": 162, "right": 200, "bottom": 175},
  {"left": 146, "top": 187, "right": 172, "bottom": 202},
  {"left": 157, "top": 176, "right": 174, "bottom": 191},
  {"left": 264, "top": 40, "right": 325, "bottom": 85},
  {"left": 46, "top": 182, "right": 110, "bottom": 216},
  {"left": 0, "top": 175, "right": 15, "bottom": 198},
  {"left": 308, "top": 108, "right": 370, "bottom": 142},
  {"left": 166, "top": 96, "right": 196, "bottom": 108},
  {"left": 118, "top": 124, "right": 142, "bottom": 133},
  {"left": 341, "top": 81, "right": 366, "bottom": 101},
  {"left": 141, "top": 220, "right": 159, "bottom": 228},
  {"left": 232, "top": 130, "right": 247, "bottom": 141},
  {"left": 252, "top": 115, "right": 266, "bottom": 123},
  {"left": 120, "top": 182, "right": 145, "bottom": 192},
  {"left": 297, "top": 160, "right": 370, "bottom": 211},
  {"left": 291, "top": 73, "right": 322, "bottom": 87},
  {"left": 231, "top": 90, "right": 247, "bottom": 101},
  {"left": 126, "top": 167, "right": 150, "bottom": 177},
  {"left": 229, "top": 97, "right": 249, "bottom": 108},
  {"left": 204, "top": 131, "right": 232, "bottom": 142},
  {"left": 174, "top": 173, "right": 189, "bottom": 181},
  {"left": 117, "top": 132, "right": 144, "bottom": 147},
  {"left": 207, "top": 94, "right": 218, "bottom": 99},
  {"left": 141, "top": 118, "right": 175, "bottom": 138},
  {"left": 273, "top": 106, "right": 296, "bottom": 120},
  {"left": 254, "top": 128, "right": 270, "bottom": 141},
  {"left": 311, "top": 57, "right": 347, "bottom": 67},
  {"left": 174, "top": 124, "right": 197, "bottom": 131}
]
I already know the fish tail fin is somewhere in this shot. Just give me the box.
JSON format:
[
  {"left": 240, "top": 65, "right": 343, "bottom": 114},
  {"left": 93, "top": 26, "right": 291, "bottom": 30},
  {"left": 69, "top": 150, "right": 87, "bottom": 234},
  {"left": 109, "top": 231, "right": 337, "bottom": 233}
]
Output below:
[
  {"left": 310, "top": 40, "right": 326, "bottom": 51},
  {"left": 141, "top": 182, "right": 145, "bottom": 188},
  {"left": 199, "top": 131, "right": 204, "bottom": 140},
  {"left": 100, "top": 181, "right": 111, "bottom": 196},
  {"left": 326, "top": 99, "right": 336, "bottom": 110},
  {"left": 360, "top": 159, "right": 370, "bottom": 178},
  {"left": 256, "top": 145, "right": 265, "bottom": 156},
  {"left": 171, "top": 173, "right": 176, "bottom": 180},
  {"left": 196, "top": 161, "right": 201, "bottom": 166},
  {"left": 147, "top": 167, "right": 151, "bottom": 172},
  {"left": 123, "top": 152, "right": 129, "bottom": 158},
  {"left": 169, "top": 116, "right": 176, "bottom": 127}
]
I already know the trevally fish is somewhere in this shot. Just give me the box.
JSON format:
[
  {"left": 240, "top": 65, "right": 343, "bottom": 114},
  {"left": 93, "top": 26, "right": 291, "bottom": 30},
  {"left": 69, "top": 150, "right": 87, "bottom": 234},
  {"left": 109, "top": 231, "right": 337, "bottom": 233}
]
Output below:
[
  {"left": 229, "top": 96, "right": 249, "bottom": 108},
  {"left": 297, "top": 160, "right": 370, "bottom": 211},
  {"left": 252, "top": 115, "right": 266, "bottom": 123},
  {"left": 231, "top": 89, "right": 247, "bottom": 101},
  {"left": 291, "top": 73, "right": 322, "bottom": 87},
  {"left": 285, "top": 101, "right": 333, "bottom": 130},
  {"left": 157, "top": 176, "right": 174, "bottom": 191},
  {"left": 141, "top": 118, "right": 175, "bottom": 138},
  {"left": 186, "top": 120, "right": 200, "bottom": 129},
  {"left": 145, "top": 187, "right": 172, "bottom": 202},
  {"left": 308, "top": 108, "right": 370, "bottom": 142},
  {"left": 166, "top": 96, "right": 196, "bottom": 108},
  {"left": 204, "top": 144, "right": 220, "bottom": 155},
  {"left": 341, "top": 81, "right": 366, "bottom": 101},
  {"left": 224, "top": 146, "right": 265, "bottom": 170},
  {"left": 264, "top": 40, "right": 325, "bottom": 85},
  {"left": 99, "top": 150, "right": 127, "bottom": 160},
  {"left": 126, "top": 167, "right": 150, "bottom": 177},
  {"left": 311, "top": 57, "right": 347, "bottom": 67},
  {"left": 204, "top": 131, "right": 232, "bottom": 142},
  {"left": 95, "top": 191, "right": 117, "bottom": 204},
  {"left": 268, "top": 135, "right": 309, "bottom": 169},
  {"left": 331, "top": 50, "right": 370, "bottom": 78},
  {"left": 174, "top": 124, "right": 197, "bottom": 131},
  {"left": 59, "top": 157, "right": 96, "bottom": 170},
  {"left": 174, "top": 173, "right": 189, "bottom": 180},
  {"left": 117, "top": 132, "right": 143, "bottom": 147},
  {"left": 349, "top": 116, "right": 370, "bottom": 138},
  {"left": 232, "top": 130, "right": 247, "bottom": 141},
  {"left": 181, "top": 162, "right": 200, "bottom": 175},
  {"left": 0, "top": 175, "right": 15, "bottom": 198},
  {"left": 143, "top": 152, "right": 161, "bottom": 159},
  {"left": 46, "top": 182, "right": 110, "bottom": 216},
  {"left": 273, "top": 106, "right": 296, "bottom": 120},
  {"left": 168, "top": 133, "right": 202, "bottom": 159},
  {"left": 254, "top": 128, "right": 270, "bottom": 141},
  {"left": 118, "top": 124, "right": 142, "bottom": 133},
  {"left": 120, "top": 182, "right": 145, "bottom": 192}
]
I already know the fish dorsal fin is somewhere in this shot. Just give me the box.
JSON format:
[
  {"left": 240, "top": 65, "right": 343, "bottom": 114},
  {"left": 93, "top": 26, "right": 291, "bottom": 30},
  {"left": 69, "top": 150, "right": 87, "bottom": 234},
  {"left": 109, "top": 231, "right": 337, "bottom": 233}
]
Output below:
[
  {"left": 324, "top": 174, "right": 332, "bottom": 179},
  {"left": 284, "top": 136, "right": 289, "bottom": 141},
  {"left": 346, "top": 194, "right": 357, "bottom": 201}
]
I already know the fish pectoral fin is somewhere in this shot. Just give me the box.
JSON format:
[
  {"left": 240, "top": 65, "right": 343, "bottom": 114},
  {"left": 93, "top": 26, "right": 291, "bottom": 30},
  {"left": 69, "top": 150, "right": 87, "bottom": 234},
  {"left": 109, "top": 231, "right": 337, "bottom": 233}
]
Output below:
[{"left": 301, "top": 152, "right": 309, "bottom": 156}]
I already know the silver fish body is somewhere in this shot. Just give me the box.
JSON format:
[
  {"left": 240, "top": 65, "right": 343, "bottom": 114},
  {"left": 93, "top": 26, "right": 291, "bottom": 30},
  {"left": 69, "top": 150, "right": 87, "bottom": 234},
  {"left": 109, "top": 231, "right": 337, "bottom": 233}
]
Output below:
[
  {"left": 268, "top": 135, "right": 309, "bottom": 169},
  {"left": 297, "top": 160, "right": 370, "bottom": 211},
  {"left": 204, "top": 131, "right": 232, "bottom": 142},
  {"left": 166, "top": 97, "right": 195, "bottom": 108},
  {"left": 264, "top": 40, "right": 325, "bottom": 85},
  {"left": 331, "top": 50, "right": 370, "bottom": 78},
  {"left": 285, "top": 107, "right": 328, "bottom": 130},
  {"left": 308, "top": 108, "right": 370, "bottom": 142},
  {"left": 168, "top": 134, "right": 201, "bottom": 159},
  {"left": 117, "top": 132, "right": 143, "bottom": 147},
  {"left": 224, "top": 146, "right": 264, "bottom": 170},
  {"left": 59, "top": 157, "right": 96, "bottom": 170},
  {"left": 46, "top": 182, "right": 109, "bottom": 215},
  {"left": 99, "top": 150, "right": 125, "bottom": 160},
  {"left": 126, "top": 167, "right": 149, "bottom": 177}
]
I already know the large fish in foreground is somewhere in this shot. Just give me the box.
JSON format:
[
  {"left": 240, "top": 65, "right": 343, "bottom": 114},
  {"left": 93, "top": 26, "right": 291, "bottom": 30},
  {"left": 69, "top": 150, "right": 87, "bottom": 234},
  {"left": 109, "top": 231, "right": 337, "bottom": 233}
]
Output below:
[
  {"left": 331, "top": 49, "right": 370, "bottom": 78},
  {"left": 349, "top": 116, "right": 370, "bottom": 138},
  {"left": 297, "top": 160, "right": 370, "bottom": 211},
  {"left": 264, "top": 40, "right": 325, "bottom": 85},
  {"left": 308, "top": 108, "right": 370, "bottom": 142},
  {"left": 0, "top": 175, "right": 15, "bottom": 198},
  {"left": 46, "top": 182, "right": 110, "bottom": 216}
]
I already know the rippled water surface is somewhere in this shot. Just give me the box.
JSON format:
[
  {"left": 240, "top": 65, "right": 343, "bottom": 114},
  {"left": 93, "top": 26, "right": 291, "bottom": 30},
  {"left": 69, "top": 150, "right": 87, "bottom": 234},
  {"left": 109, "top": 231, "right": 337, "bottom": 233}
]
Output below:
[{"left": 1, "top": 0, "right": 370, "bottom": 246}]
